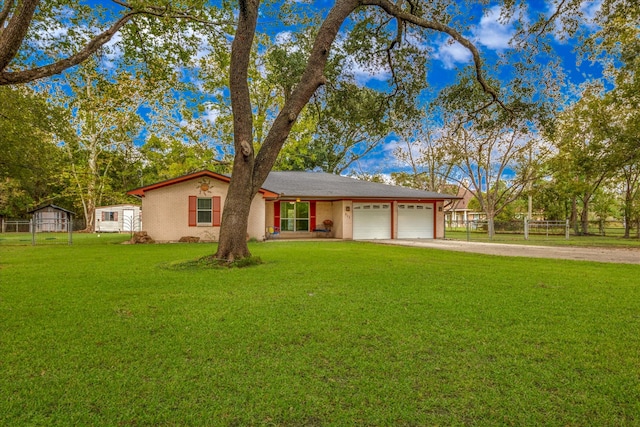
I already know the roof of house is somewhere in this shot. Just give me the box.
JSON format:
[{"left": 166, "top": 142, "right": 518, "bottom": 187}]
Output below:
[
  {"left": 127, "top": 170, "right": 460, "bottom": 201},
  {"left": 262, "top": 171, "right": 459, "bottom": 200}
]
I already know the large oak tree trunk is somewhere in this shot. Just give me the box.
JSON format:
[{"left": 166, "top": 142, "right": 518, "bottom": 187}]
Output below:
[{"left": 215, "top": 168, "right": 254, "bottom": 261}]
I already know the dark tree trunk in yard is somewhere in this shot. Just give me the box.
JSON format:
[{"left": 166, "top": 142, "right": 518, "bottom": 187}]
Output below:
[{"left": 580, "top": 196, "right": 591, "bottom": 235}]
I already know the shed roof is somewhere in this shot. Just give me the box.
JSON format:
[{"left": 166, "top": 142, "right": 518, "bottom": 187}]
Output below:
[
  {"left": 262, "top": 171, "right": 459, "bottom": 200},
  {"left": 27, "top": 204, "right": 75, "bottom": 215}
]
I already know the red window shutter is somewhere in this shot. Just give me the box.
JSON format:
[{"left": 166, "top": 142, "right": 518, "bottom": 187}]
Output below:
[
  {"left": 101, "top": 211, "right": 106, "bottom": 221},
  {"left": 274, "top": 201, "right": 280, "bottom": 228},
  {"left": 310, "top": 201, "right": 316, "bottom": 230},
  {"left": 114, "top": 212, "right": 118, "bottom": 222},
  {"left": 212, "top": 196, "right": 221, "bottom": 226},
  {"left": 188, "top": 196, "right": 197, "bottom": 227}
]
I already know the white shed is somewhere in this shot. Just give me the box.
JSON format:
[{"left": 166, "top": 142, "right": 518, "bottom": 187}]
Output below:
[{"left": 95, "top": 204, "right": 142, "bottom": 233}]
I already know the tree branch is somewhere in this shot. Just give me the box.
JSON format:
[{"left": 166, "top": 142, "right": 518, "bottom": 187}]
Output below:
[
  {"left": 0, "top": 0, "right": 15, "bottom": 29},
  {"left": 0, "top": 11, "right": 138, "bottom": 85},
  {"left": 0, "top": 0, "right": 39, "bottom": 72},
  {"left": 536, "top": 0, "right": 567, "bottom": 36},
  {"left": 229, "top": 0, "right": 259, "bottom": 162},
  {"left": 0, "top": 2, "right": 228, "bottom": 86},
  {"left": 252, "top": 0, "right": 361, "bottom": 189},
  {"left": 113, "top": 0, "right": 230, "bottom": 28},
  {"left": 361, "top": 0, "right": 509, "bottom": 111}
]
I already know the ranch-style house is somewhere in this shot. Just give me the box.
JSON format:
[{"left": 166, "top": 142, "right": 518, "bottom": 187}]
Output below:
[{"left": 127, "top": 170, "right": 460, "bottom": 242}]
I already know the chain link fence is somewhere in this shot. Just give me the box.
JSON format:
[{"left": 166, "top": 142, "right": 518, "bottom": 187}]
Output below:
[
  {"left": 445, "top": 219, "right": 636, "bottom": 243},
  {"left": 0, "top": 218, "right": 86, "bottom": 246}
]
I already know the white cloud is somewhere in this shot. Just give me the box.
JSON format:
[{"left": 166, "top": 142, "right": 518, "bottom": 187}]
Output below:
[
  {"left": 580, "top": 0, "right": 602, "bottom": 22},
  {"left": 201, "top": 103, "right": 221, "bottom": 124},
  {"left": 431, "top": 5, "right": 515, "bottom": 69},
  {"left": 432, "top": 39, "right": 473, "bottom": 69},
  {"left": 473, "top": 5, "right": 515, "bottom": 50},
  {"left": 333, "top": 35, "right": 390, "bottom": 85},
  {"left": 274, "top": 31, "right": 294, "bottom": 46},
  {"left": 345, "top": 57, "right": 391, "bottom": 85}
]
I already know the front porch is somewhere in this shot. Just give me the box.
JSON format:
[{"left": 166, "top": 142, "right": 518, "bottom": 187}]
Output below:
[{"left": 265, "top": 200, "right": 345, "bottom": 240}]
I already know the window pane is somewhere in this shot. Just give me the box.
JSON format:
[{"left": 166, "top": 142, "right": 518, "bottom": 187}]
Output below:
[
  {"left": 296, "top": 202, "right": 309, "bottom": 217},
  {"left": 281, "top": 203, "right": 295, "bottom": 219},
  {"left": 296, "top": 219, "right": 309, "bottom": 232},
  {"left": 281, "top": 219, "right": 294, "bottom": 231},
  {"left": 198, "top": 198, "right": 212, "bottom": 209},
  {"left": 197, "top": 198, "right": 212, "bottom": 224},
  {"left": 198, "top": 211, "right": 212, "bottom": 223}
]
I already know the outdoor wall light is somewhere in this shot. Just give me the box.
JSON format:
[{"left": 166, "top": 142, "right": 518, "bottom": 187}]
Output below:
[{"left": 346, "top": 206, "right": 351, "bottom": 212}]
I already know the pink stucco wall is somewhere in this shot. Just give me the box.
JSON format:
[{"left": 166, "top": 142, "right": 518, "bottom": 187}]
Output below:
[{"left": 140, "top": 178, "right": 266, "bottom": 242}]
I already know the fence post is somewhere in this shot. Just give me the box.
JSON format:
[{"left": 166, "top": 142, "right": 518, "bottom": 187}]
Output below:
[
  {"left": 68, "top": 213, "right": 73, "bottom": 245},
  {"left": 565, "top": 219, "right": 570, "bottom": 240},
  {"left": 31, "top": 219, "right": 36, "bottom": 246},
  {"left": 466, "top": 221, "right": 471, "bottom": 241},
  {"left": 524, "top": 218, "right": 529, "bottom": 240}
]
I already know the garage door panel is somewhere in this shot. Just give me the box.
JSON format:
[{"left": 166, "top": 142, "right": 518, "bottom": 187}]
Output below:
[
  {"left": 353, "top": 203, "right": 391, "bottom": 240},
  {"left": 397, "top": 203, "right": 434, "bottom": 239}
]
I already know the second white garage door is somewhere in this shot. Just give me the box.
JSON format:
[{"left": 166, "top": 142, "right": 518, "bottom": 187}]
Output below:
[
  {"left": 397, "top": 203, "right": 434, "bottom": 239},
  {"left": 353, "top": 203, "right": 391, "bottom": 240}
]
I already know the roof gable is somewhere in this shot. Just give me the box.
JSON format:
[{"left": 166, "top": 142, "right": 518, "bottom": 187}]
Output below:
[{"left": 127, "top": 170, "right": 278, "bottom": 198}]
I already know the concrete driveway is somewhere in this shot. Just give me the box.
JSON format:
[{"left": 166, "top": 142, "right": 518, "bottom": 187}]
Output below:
[{"left": 372, "top": 239, "right": 640, "bottom": 265}]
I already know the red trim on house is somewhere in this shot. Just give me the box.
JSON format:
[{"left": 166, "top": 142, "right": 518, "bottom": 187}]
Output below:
[
  {"left": 188, "top": 196, "right": 197, "bottom": 227},
  {"left": 310, "top": 201, "right": 316, "bottom": 230},
  {"left": 432, "top": 201, "right": 438, "bottom": 239},
  {"left": 127, "top": 170, "right": 278, "bottom": 199},
  {"left": 274, "top": 201, "right": 280, "bottom": 228},
  {"left": 212, "top": 196, "right": 221, "bottom": 226},
  {"left": 390, "top": 201, "right": 395, "bottom": 239}
]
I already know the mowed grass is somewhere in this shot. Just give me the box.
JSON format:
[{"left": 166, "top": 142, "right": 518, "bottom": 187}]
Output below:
[{"left": 1, "top": 236, "right": 639, "bottom": 425}]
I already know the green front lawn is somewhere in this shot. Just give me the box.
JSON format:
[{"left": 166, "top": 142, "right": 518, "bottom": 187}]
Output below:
[{"left": 1, "top": 239, "right": 639, "bottom": 425}]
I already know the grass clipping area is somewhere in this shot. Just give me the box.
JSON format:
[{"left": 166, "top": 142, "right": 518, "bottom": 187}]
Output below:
[{"left": 1, "top": 238, "right": 639, "bottom": 425}]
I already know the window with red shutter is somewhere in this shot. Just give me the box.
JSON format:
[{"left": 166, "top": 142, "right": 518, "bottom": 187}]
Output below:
[
  {"left": 212, "top": 196, "right": 221, "bottom": 226},
  {"left": 188, "top": 196, "right": 197, "bottom": 226}
]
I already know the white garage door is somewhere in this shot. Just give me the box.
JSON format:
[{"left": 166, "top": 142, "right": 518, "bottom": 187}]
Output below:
[
  {"left": 397, "top": 203, "right": 434, "bottom": 239},
  {"left": 353, "top": 203, "right": 391, "bottom": 240}
]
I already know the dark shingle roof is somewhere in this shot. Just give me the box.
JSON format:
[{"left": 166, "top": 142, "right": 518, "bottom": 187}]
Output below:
[{"left": 262, "top": 171, "right": 458, "bottom": 200}]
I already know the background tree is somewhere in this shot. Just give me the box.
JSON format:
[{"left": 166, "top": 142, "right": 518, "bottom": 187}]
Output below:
[
  {"left": 392, "top": 119, "right": 459, "bottom": 193},
  {"left": 433, "top": 75, "right": 548, "bottom": 238},
  {"left": 278, "top": 83, "right": 397, "bottom": 174},
  {"left": 0, "top": 85, "right": 67, "bottom": 217},
  {"left": 550, "top": 84, "right": 631, "bottom": 235},
  {"left": 56, "top": 61, "right": 153, "bottom": 232}
]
